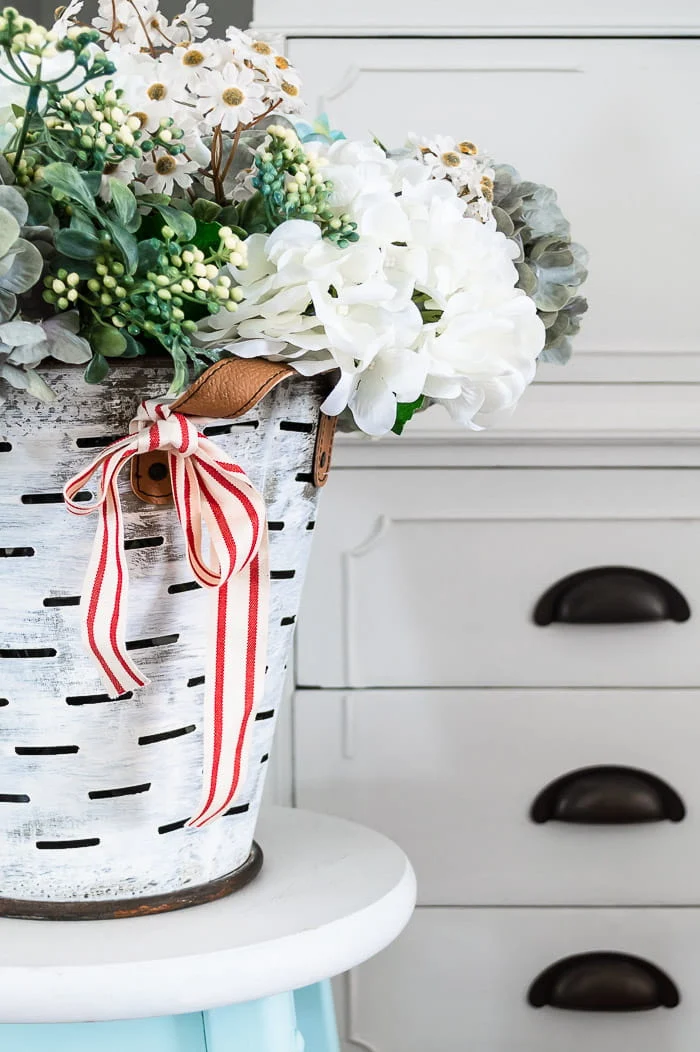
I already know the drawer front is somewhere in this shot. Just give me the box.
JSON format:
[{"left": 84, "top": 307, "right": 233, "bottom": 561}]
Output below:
[
  {"left": 295, "top": 688, "right": 700, "bottom": 905},
  {"left": 298, "top": 469, "right": 700, "bottom": 688},
  {"left": 288, "top": 38, "right": 700, "bottom": 367},
  {"left": 267, "top": 1, "right": 699, "bottom": 30},
  {"left": 338, "top": 907, "right": 699, "bottom": 1052}
]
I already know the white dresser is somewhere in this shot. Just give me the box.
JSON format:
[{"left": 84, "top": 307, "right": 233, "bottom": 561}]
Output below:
[{"left": 253, "top": 1, "right": 700, "bottom": 1048}]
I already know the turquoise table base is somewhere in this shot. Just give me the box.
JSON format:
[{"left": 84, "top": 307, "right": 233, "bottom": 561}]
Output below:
[{"left": 0, "top": 982, "right": 341, "bottom": 1052}]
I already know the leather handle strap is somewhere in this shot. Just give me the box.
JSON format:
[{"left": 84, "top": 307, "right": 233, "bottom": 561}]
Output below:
[{"left": 130, "top": 357, "right": 337, "bottom": 505}]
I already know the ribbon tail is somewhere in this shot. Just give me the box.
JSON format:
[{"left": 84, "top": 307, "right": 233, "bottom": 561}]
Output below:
[
  {"left": 189, "top": 540, "right": 269, "bottom": 829},
  {"left": 80, "top": 468, "right": 149, "bottom": 699}
]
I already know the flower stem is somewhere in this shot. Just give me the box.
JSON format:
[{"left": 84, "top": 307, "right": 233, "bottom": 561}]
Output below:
[{"left": 13, "top": 81, "right": 42, "bottom": 173}]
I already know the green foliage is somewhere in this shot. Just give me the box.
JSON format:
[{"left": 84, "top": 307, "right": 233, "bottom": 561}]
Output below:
[
  {"left": 109, "top": 180, "right": 138, "bottom": 229},
  {"left": 84, "top": 352, "right": 109, "bottom": 384},
  {"left": 251, "top": 125, "right": 360, "bottom": 246},
  {"left": 0, "top": 185, "right": 44, "bottom": 321},
  {"left": 492, "top": 164, "right": 588, "bottom": 364},
  {"left": 55, "top": 228, "right": 102, "bottom": 259},
  {"left": 392, "top": 396, "right": 424, "bottom": 436},
  {"left": 192, "top": 198, "right": 222, "bottom": 223},
  {"left": 42, "top": 163, "right": 98, "bottom": 215},
  {"left": 38, "top": 162, "right": 248, "bottom": 390}
]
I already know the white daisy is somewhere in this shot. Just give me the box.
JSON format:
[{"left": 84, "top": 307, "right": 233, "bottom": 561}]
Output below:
[
  {"left": 197, "top": 64, "right": 266, "bottom": 132},
  {"left": 52, "top": 0, "right": 84, "bottom": 35},
  {"left": 110, "top": 49, "right": 191, "bottom": 132},
  {"left": 94, "top": 0, "right": 162, "bottom": 48},
  {"left": 166, "top": 42, "right": 219, "bottom": 90},
  {"left": 274, "top": 71, "right": 304, "bottom": 115},
  {"left": 169, "top": 0, "right": 212, "bottom": 44},
  {"left": 99, "top": 155, "right": 138, "bottom": 201},
  {"left": 141, "top": 152, "right": 199, "bottom": 194}
]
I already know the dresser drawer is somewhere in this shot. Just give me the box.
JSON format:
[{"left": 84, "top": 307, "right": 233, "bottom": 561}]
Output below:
[
  {"left": 338, "top": 907, "right": 698, "bottom": 1052},
  {"left": 299, "top": 469, "right": 700, "bottom": 688},
  {"left": 295, "top": 688, "right": 700, "bottom": 905},
  {"left": 289, "top": 38, "right": 700, "bottom": 367}
]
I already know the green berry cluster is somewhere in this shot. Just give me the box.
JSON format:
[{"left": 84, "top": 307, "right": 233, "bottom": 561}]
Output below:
[
  {"left": 55, "top": 24, "right": 114, "bottom": 74},
  {"left": 43, "top": 225, "right": 247, "bottom": 357},
  {"left": 5, "top": 149, "right": 41, "bottom": 186},
  {"left": 42, "top": 269, "right": 81, "bottom": 311},
  {"left": 40, "top": 83, "right": 186, "bottom": 169},
  {"left": 253, "top": 124, "right": 359, "bottom": 247},
  {"left": 0, "top": 8, "right": 112, "bottom": 70},
  {"left": 0, "top": 7, "right": 57, "bottom": 55}
]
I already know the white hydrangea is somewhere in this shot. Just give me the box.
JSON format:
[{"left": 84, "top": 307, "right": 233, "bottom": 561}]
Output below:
[{"left": 197, "top": 139, "right": 545, "bottom": 436}]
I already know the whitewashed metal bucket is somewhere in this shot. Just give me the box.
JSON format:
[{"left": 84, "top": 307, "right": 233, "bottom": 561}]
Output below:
[{"left": 0, "top": 364, "right": 324, "bottom": 918}]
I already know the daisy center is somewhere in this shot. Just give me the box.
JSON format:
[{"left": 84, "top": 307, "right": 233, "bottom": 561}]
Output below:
[
  {"left": 480, "top": 175, "right": 494, "bottom": 200},
  {"left": 281, "top": 80, "right": 299, "bottom": 97},
  {"left": 130, "top": 110, "right": 148, "bottom": 127},
  {"left": 155, "top": 154, "right": 177, "bottom": 175},
  {"left": 458, "top": 141, "right": 477, "bottom": 155},
  {"left": 147, "top": 82, "right": 167, "bottom": 101},
  {"left": 251, "top": 40, "right": 272, "bottom": 55},
  {"left": 275, "top": 55, "right": 289, "bottom": 69},
  {"left": 182, "top": 48, "right": 205, "bottom": 66},
  {"left": 441, "top": 151, "right": 461, "bottom": 168},
  {"left": 221, "top": 86, "right": 244, "bottom": 106}
]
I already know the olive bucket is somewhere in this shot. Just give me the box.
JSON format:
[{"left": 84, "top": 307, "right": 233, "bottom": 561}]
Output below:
[{"left": 0, "top": 359, "right": 332, "bottom": 919}]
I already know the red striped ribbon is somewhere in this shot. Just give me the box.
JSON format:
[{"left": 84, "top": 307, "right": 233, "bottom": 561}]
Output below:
[{"left": 64, "top": 400, "right": 269, "bottom": 828}]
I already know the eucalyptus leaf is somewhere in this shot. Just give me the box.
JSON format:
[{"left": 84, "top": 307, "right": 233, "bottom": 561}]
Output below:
[
  {"left": 540, "top": 340, "right": 573, "bottom": 365},
  {"left": 0, "top": 208, "right": 20, "bottom": 258},
  {"left": 56, "top": 228, "right": 102, "bottom": 259},
  {"left": 21, "top": 367, "right": 56, "bottom": 403},
  {"left": 41, "top": 314, "right": 92, "bottom": 364},
  {"left": 532, "top": 282, "right": 571, "bottom": 313},
  {"left": 0, "top": 240, "right": 44, "bottom": 293},
  {"left": 41, "top": 163, "right": 97, "bottom": 215},
  {"left": 0, "top": 287, "right": 16, "bottom": 321},
  {"left": 0, "top": 186, "right": 28, "bottom": 227},
  {"left": 84, "top": 352, "right": 109, "bottom": 383},
  {"left": 514, "top": 261, "right": 537, "bottom": 297},
  {"left": 492, "top": 206, "right": 514, "bottom": 237},
  {"left": 538, "top": 310, "right": 559, "bottom": 330}
]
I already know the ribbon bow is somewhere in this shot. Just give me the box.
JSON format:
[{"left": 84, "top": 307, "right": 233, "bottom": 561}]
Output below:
[{"left": 64, "top": 400, "right": 269, "bottom": 828}]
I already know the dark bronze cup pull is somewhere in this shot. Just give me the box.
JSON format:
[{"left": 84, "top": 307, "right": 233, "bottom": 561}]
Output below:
[
  {"left": 528, "top": 952, "right": 680, "bottom": 1011},
  {"left": 531, "top": 765, "right": 686, "bottom": 825},
  {"left": 533, "top": 566, "right": 690, "bottom": 625}
]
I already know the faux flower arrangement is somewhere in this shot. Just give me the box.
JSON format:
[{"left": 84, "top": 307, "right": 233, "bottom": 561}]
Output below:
[{"left": 0, "top": 0, "right": 587, "bottom": 435}]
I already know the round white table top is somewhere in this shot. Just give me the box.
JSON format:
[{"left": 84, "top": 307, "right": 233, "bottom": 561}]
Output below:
[{"left": 0, "top": 807, "right": 416, "bottom": 1024}]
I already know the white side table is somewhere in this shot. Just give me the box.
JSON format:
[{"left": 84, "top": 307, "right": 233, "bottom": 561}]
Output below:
[{"left": 0, "top": 807, "right": 416, "bottom": 1051}]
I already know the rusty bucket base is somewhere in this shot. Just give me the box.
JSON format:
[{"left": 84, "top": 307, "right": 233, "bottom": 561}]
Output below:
[{"left": 0, "top": 842, "right": 263, "bottom": 921}]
